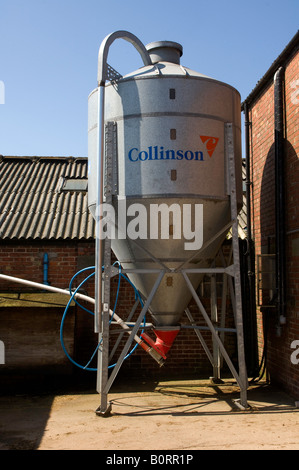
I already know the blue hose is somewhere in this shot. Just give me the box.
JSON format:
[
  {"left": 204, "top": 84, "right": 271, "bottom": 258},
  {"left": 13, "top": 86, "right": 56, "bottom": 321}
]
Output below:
[{"left": 60, "top": 264, "right": 145, "bottom": 371}]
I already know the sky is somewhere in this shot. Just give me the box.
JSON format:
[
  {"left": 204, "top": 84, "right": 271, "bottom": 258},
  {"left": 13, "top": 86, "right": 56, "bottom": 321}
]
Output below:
[{"left": 0, "top": 0, "right": 298, "bottom": 158}]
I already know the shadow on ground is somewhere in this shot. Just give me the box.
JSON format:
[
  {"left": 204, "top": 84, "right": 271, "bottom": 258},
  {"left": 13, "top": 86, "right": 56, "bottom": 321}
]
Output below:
[{"left": 0, "top": 374, "right": 297, "bottom": 450}]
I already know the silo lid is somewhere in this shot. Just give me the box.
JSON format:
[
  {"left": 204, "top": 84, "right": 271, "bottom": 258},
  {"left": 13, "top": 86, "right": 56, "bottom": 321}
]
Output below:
[{"left": 145, "top": 41, "right": 183, "bottom": 64}]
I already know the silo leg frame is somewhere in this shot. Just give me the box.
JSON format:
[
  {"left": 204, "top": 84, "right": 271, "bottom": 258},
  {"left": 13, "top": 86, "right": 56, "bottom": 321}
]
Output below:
[
  {"left": 176, "top": 123, "right": 248, "bottom": 409},
  {"left": 95, "top": 123, "right": 248, "bottom": 414}
]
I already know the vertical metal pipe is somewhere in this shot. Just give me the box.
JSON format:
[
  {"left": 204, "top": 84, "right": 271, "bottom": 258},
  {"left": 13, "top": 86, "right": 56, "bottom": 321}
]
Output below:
[
  {"left": 274, "top": 67, "right": 286, "bottom": 335},
  {"left": 94, "top": 84, "right": 105, "bottom": 334},
  {"left": 43, "top": 253, "right": 50, "bottom": 285},
  {"left": 243, "top": 102, "right": 259, "bottom": 376},
  {"left": 94, "top": 31, "right": 151, "bottom": 335},
  {"left": 244, "top": 102, "right": 252, "bottom": 243}
]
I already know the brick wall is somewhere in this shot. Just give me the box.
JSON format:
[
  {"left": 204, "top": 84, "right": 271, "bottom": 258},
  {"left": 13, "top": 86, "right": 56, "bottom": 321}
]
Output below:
[
  {"left": 0, "top": 240, "right": 96, "bottom": 380},
  {"left": 248, "top": 47, "right": 299, "bottom": 398},
  {"left": 0, "top": 242, "right": 81, "bottom": 289}
]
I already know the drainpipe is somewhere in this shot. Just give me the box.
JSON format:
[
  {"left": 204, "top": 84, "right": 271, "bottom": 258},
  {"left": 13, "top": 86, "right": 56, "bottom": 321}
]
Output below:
[
  {"left": 244, "top": 102, "right": 252, "bottom": 245},
  {"left": 244, "top": 101, "right": 256, "bottom": 305},
  {"left": 43, "top": 253, "right": 50, "bottom": 285},
  {"left": 243, "top": 102, "right": 259, "bottom": 376},
  {"left": 274, "top": 67, "right": 286, "bottom": 336}
]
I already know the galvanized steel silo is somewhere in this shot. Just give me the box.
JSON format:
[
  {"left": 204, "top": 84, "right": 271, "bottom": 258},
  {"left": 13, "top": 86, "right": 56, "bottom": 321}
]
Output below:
[{"left": 88, "top": 39, "right": 242, "bottom": 328}]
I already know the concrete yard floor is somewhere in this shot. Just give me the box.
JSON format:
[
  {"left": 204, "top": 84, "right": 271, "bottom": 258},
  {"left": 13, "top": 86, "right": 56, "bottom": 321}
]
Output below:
[{"left": 0, "top": 377, "right": 299, "bottom": 450}]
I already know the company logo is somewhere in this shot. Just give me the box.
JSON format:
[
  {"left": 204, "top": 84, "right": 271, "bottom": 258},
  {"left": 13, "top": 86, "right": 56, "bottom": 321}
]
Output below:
[
  {"left": 128, "top": 137, "right": 219, "bottom": 162},
  {"left": 200, "top": 136, "right": 219, "bottom": 157},
  {"left": 128, "top": 146, "right": 204, "bottom": 162}
]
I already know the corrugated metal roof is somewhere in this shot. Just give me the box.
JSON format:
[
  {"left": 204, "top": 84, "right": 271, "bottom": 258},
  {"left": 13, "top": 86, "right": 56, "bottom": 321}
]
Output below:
[{"left": 0, "top": 156, "right": 95, "bottom": 240}]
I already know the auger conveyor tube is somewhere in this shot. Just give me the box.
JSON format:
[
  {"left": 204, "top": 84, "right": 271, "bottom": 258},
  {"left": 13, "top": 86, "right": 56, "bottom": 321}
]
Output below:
[{"left": 0, "top": 273, "right": 164, "bottom": 366}]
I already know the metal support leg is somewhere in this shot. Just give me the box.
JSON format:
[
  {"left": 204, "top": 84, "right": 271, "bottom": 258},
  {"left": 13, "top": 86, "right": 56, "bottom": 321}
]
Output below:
[
  {"left": 96, "top": 122, "right": 116, "bottom": 416},
  {"left": 96, "top": 237, "right": 112, "bottom": 415},
  {"left": 95, "top": 270, "right": 165, "bottom": 415},
  {"left": 102, "top": 271, "right": 165, "bottom": 396},
  {"left": 179, "top": 124, "right": 248, "bottom": 408},
  {"left": 225, "top": 122, "right": 248, "bottom": 407},
  {"left": 210, "top": 270, "right": 221, "bottom": 381}
]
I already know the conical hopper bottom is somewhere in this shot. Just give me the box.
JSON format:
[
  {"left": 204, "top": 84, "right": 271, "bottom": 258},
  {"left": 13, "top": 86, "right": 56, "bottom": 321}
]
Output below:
[{"left": 112, "top": 198, "right": 231, "bottom": 327}]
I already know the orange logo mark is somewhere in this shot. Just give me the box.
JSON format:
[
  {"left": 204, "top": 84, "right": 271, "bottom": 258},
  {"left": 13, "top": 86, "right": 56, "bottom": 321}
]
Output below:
[{"left": 200, "top": 136, "right": 219, "bottom": 157}]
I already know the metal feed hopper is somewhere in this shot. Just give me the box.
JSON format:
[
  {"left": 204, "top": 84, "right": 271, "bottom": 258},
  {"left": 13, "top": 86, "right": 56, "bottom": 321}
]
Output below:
[{"left": 88, "top": 31, "right": 248, "bottom": 415}]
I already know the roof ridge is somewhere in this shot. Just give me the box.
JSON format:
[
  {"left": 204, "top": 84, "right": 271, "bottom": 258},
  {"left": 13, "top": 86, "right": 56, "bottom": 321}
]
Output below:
[{"left": 0, "top": 155, "right": 87, "bottom": 162}]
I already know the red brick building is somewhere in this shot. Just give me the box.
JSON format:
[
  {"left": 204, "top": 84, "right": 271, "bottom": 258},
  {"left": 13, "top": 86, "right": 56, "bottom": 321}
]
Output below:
[{"left": 242, "top": 30, "right": 299, "bottom": 397}]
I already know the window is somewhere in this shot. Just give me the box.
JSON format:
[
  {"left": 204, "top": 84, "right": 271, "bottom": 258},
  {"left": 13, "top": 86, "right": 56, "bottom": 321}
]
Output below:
[{"left": 61, "top": 178, "right": 88, "bottom": 192}]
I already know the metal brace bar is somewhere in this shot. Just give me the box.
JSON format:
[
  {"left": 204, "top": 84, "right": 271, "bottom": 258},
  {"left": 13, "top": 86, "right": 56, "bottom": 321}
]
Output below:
[
  {"left": 182, "top": 325, "right": 236, "bottom": 333},
  {"left": 103, "top": 271, "right": 165, "bottom": 396},
  {"left": 185, "top": 308, "right": 214, "bottom": 366},
  {"left": 175, "top": 221, "right": 233, "bottom": 271},
  {"left": 109, "top": 299, "right": 140, "bottom": 362},
  {"left": 182, "top": 266, "right": 234, "bottom": 275},
  {"left": 182, "top": 271, "right": 244, "bottom": 389}
]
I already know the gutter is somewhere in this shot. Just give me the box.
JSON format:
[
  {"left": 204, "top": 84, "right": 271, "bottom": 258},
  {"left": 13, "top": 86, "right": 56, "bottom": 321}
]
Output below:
[{"left": 241, "top": 30, "right": 299, "bottom": 110}]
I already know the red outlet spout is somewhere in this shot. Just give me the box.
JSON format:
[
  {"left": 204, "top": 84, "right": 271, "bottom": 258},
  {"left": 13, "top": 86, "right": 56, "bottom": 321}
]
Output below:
[{"left": 141, "top": 327, "right": 180, "bottom": 360}]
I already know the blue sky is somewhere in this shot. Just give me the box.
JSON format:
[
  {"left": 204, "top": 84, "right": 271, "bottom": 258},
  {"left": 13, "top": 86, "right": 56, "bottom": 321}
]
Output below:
[{"left": 0, "top": 0, "right": 298, "bottom": 157}]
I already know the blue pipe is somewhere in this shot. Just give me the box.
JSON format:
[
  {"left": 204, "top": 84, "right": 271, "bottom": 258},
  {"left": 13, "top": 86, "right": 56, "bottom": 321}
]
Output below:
[
  {"left": 60, "top": 265, "right": 145, "bottom": 371},
  {"left": 43, "top": 253, "right": 50, "bottom": 285}
]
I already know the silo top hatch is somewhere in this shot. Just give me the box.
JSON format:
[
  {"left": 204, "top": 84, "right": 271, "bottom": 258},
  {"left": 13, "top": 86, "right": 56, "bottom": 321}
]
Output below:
[{"left": 146, "top": 41, "right": 183, "bottom": 64}]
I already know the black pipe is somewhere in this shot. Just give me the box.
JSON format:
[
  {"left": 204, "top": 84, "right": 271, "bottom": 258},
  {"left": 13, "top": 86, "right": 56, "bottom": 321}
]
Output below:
[
  {"left": 274, "top": 67, "right": 286, "bottom": 335},
  {"left": 244, "top": 102, "right": 252, "bottom": 244},
  {"left": 241, "top": 102, "right": 259, "bottom": 377}
]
